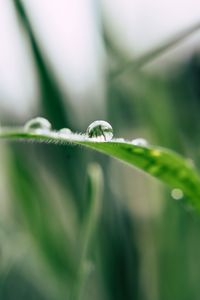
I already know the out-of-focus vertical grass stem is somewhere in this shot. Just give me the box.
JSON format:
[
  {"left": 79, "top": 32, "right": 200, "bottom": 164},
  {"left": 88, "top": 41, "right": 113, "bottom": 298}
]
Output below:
[{"left": 71, "top": 163, "right": 103, "bottom": 300}]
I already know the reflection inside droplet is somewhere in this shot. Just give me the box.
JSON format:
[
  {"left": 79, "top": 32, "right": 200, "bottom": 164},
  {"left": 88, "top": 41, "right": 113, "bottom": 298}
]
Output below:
[
  {"left": 171, "top": 188, "right": 184, "bottom": 200},
  {"left": 86, "top": 120, "right": 113, "bottom": 141}
]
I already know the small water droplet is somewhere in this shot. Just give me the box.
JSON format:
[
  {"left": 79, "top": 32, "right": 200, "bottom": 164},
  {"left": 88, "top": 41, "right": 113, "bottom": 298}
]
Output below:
[
  {"left": 86, "top": 120, "right": 113, "bottom": 141},
  {"left": 24, "top": 117, "right": 51, "bottom": 133},
  {"left": 132, "top": 138, "right": 148, "bottom": 146},
  {"left": 58, "top": 128, "right": 72, "bottom": 135},
  {"left": 171, "top": 188, "right": 184, "bottom": 200},
  {"left": 115, "top": 138, "right": 125, "bottom": 142}
]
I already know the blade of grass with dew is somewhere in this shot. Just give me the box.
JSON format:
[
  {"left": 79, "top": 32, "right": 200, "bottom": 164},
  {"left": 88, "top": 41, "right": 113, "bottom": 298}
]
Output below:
[
  {"left": 1, "top": 128, "right": 200, "bottom": 211},
  {"left": 111, "top": 20, "right": 200, "bottom": 80}
]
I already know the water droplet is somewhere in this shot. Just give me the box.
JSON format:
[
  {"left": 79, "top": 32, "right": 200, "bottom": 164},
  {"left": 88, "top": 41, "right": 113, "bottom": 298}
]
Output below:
[
  {"left": 86, "top": 120, "right": 113, "bottom": 141},
  {"left": 58, "top": 128, "right": 72, "bottom": 135},
  {"left": 132, "top": 138, "right": 148, "bottom": 146},
  {"left": 115, "top": 138, "right": 125, "bottom": 142},
  {"left": 171, "top": 188, "right": 184, "bottom": 200},
  {"left": 24, "top": 117, "right": 51, "bottom": 133}
]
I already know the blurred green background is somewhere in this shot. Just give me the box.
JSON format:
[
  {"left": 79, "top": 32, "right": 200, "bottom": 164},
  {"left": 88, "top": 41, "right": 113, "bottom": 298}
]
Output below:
[{"left": 0, "top": 1, "right": 200, "bottom": 299}]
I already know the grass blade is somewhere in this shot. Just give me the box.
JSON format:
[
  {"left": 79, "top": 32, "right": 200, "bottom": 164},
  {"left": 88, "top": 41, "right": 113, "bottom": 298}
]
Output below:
[
  {"left": 71, "top": 163, "right": 103, "bottom": 300},
  {"left": 111, "top": 21, "right": 200, "bottom": 79},
  {"left": 1, "top": 128, "right": 200, "bottom": 211}
]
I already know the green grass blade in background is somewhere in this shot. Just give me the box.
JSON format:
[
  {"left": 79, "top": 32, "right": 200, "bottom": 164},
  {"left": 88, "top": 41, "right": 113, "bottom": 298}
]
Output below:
[
  {"left": 13, "top": 0, "right": 68, "bottom": 128},
  {"left": 111, "top": 20, "right": 200, "bottom": 79},
  {"left": 81, "top": 163, "right": 103, "bottom": 261},
  {"left": 71, "top": 163, "right": 103, "bottom": 300},
  {"left": 1, "top": 128, "right": 200, "bottom": 211},
  {"left": 9, "top": 150, "right": 76, "bottom": 278}
]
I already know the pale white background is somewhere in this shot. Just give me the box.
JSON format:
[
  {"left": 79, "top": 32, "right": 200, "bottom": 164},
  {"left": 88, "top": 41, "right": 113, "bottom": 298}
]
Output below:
[{"left": 0, "top": 0, "right": 200, "bottom": 121}]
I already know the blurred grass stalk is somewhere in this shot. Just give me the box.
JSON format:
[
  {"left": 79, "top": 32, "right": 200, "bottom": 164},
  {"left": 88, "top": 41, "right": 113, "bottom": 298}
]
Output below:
[
  {"left": 71, "top": 163, "right": 103, "bottom": 300},
  {"left": 111, "top": 20, "right": 200, "bottom": 79}
]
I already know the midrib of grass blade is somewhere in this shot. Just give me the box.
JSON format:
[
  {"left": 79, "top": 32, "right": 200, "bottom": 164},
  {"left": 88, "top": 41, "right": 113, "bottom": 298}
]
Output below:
[
  {"left": 1, "top": 128, "right": 200, "bottom": 211},
  {"left": 111, "top": 21, "right": 200, "bottom": 80}
]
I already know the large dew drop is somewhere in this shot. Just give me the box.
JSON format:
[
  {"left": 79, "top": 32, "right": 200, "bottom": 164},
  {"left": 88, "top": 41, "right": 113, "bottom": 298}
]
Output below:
[
  {"left": 86, "top": 120, "right": 113, "bottom": 141},
  {"left": 24, "top": 117, "right": 52, "bottom": 132}
]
